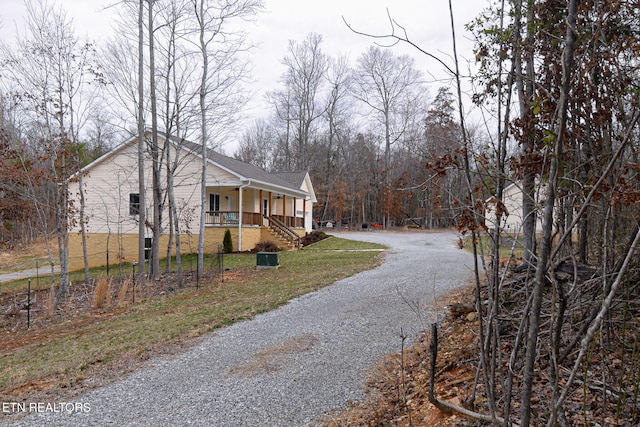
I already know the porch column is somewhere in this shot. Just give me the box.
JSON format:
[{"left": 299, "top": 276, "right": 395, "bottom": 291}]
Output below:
[
  {"left": 282, "top": 195, "right": 286, "bottom": 226},
  {"left": 303, "top": 198, "right": 307, "bottom": 230},
  {"left": 259, "top": 189, "right": 264, "bottom": 223},
  {"left": 238, "top": 187, "right": 243, "bottom": 251}
]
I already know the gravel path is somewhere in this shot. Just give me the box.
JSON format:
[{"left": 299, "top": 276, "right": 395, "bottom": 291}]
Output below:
[{"left": 3, "top": 231, "right": 473, "bottom": 427}]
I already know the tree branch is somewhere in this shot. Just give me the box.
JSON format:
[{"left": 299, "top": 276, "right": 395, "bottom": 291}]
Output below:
[
  {"left": 342, "top": 9, "right": 457, "bottom": 77},
  {"left": 428, "top": 323, "right": 520, "bottom": 426}
]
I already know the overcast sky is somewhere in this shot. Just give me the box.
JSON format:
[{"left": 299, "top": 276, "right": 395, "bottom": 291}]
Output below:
[{"left": 0, "top": 0, "right": 484, "bottom": 148}]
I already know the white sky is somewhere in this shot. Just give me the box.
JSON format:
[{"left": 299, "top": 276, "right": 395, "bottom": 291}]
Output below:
[{"left": 0, "top": 0, "right": 485, "bottom": 149}]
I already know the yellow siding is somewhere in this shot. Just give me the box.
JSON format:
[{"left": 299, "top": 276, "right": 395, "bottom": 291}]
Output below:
[
  {"left": 67, "top": 227, "right": 266, "bottom": 270},
  {"left": 69, "top": 142, "right": 201, "bottom": 235}
]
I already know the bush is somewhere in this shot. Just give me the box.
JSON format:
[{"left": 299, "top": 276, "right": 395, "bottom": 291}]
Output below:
[
  {"left": 301, "top": 231, "right": 329, "bottom": 247},
  {"left": 252, "top": 241, "right": 281, "bottom": 253},
  {"left": 223, "top": 229, "right": 233, "bottom": 253}
]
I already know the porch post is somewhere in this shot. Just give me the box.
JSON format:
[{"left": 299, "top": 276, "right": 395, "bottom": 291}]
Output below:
[
  {"left": 303, "top": 198, "right": 307, "bottom": 230},
  {"left": 238, "top": 187, "right": 243, "bottom": 251},
  {"left": 282, "top": 195, "right": 287, "bottom": 226},
  {"left": 259, "top": 189, "right": 264, "bottom": 223}
]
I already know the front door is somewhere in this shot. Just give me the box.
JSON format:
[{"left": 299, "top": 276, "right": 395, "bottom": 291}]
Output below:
[
  {"left": 263, "top": 198, "right": 269, "bottom": 226},
  {"left": 209, "top": 193, "right": 220, "bottom": 224}
]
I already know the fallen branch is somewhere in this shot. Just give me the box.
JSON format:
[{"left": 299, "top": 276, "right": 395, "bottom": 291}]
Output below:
[{"left": 428, "top": 323, "right": 520, "bottom": 427}]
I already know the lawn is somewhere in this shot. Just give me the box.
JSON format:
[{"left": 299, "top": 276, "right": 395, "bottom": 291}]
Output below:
[
  {"left": 0, "top": 236, "right": 386, "bottom": 403},
  {"left": 462, "top": 232, "right": 524, "bottom": 259}
]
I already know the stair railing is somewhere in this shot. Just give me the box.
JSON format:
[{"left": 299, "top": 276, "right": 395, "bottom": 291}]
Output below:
[{"left": 265, "top": 215, "right": 301, "bottom": 249}]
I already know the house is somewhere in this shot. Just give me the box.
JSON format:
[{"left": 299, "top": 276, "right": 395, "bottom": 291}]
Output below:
[
  {"left": 67, "top": 131, "right": 316, "bottom": 270},
  {"left": 486, "top": 181, "right": 543, "bottom": 236}
]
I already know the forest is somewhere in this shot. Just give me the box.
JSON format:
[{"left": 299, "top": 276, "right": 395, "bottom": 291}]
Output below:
[{"left": 1, "top": 0, "right": 640, "bottom": 425}]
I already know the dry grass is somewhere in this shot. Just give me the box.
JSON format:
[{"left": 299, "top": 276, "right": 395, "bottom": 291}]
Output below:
[
  {"left": 117, "top": 278, "right": 130, "bottom": 307},
  {"left": 93, "top": 278, "right": 112, "bottom": 309},
  {"left": 0, "top": 241, "right": 52, "bottom": 273}
]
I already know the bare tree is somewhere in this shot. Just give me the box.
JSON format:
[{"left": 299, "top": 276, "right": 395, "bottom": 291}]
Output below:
[
  {"left": 268, "top": 33, "right": 328, "bottom": 171},
  {"left": 190, "top": 0, "right": 264, "bottom": 273},
  {"left": 235, "top": 118, "right": 277, "bottom": 170},
  {"left": 317, "top": 54, "right": 353, "bottom": 225},
  {"left": 146, "top": 0, "right": 163, "bottom": 280},
  {"left": 0, "top": 0, "right": 102, "bottom": 304},
  {"left": 351, "top": 46, "right": 426, "bottom": 228},
  {"left": 136, "top": 0, "right": 147, "bottom": 283}
]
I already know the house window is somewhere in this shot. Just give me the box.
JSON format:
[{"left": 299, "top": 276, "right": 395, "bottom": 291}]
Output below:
[
  {"left": 144, "top": 237, "right": 152, "bottom": 260},
  {"left": 209, "top": 193, "right": 220, "bottom": 212},
  {"left": 129, "top": 193, "right": 140, "bottom": 216}
]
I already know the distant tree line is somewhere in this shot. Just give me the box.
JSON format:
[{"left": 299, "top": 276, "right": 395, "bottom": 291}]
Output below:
[{"left": 235, "top": 33, "right": 469, "bottom": 229}]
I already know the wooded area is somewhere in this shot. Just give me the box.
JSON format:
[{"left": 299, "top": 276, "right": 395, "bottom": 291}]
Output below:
[{"left": 1, "top": 0, "right": 640, "bottom": 424}]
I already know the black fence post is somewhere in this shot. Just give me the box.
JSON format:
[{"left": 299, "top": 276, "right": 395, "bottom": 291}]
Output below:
[
  {"left": 218, "top": 244, "right": 224, "bottom": 283},
  {"left": 27, "top": 278, "right": 31, "bottom": 329},
  {"left": 132, "top": 262, "right": 137, "bottom": 304}
]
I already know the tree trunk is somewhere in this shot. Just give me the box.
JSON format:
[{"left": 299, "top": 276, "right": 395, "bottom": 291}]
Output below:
[
  {"left": 520, "top": 1, "right": 578, "bottom": 424},
  {"left": 148, "top": 0, "right": 162, "bottom": 280},
  {"left": 517, "top": 0, "right": 538, "bottom": 266},
  {"left": 196, "top": 0, "right": 209, "bottom": 279},
  {"left": 137, "top": 0, "right": 147, "bottom": 284},
  {"left": 77, "top": 152, "right": 90, "bottom": 284}
]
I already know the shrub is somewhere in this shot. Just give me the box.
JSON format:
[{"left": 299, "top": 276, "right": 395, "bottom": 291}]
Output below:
[
  {"left": 223, "top": 229, "right": 233, "bottom": 253},
  {"left": 252, "top": 241, "right": 281, "bottom": 253},
  {"left": 301, "top": 231, "right": 329, "bottom": 247}
]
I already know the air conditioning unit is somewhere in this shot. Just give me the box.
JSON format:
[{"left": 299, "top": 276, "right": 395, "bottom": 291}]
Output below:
[{"left": 256, "top": 252, "right": 280, "bottom": 269}]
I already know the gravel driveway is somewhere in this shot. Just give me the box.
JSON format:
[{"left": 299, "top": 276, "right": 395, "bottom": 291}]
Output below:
[{"left": 3, "top": 231, "right": 473, "bottom": 427}]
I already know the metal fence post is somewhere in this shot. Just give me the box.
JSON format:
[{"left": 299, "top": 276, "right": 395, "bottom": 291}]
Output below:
[{"left": 27, "top": 279, "right": 31, "bottom": 329}]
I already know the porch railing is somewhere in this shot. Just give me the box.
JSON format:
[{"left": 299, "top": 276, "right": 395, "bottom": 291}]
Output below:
[
  {"left": 205, "top": 211, "right": 261, "bottom": 226},
  {"left": 205, "top": 211, "right": 304, "bottom": 228}
]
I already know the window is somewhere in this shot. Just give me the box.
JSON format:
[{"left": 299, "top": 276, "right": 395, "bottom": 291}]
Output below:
[
  {"left": 129, "top": 193, "right": 140, "bottom": 216},
  {"left": 209, "top": 193, "right": 220, "bottom": 212},
  {"left": 144, "top": 237, "right": 152, "bottom": 260}
]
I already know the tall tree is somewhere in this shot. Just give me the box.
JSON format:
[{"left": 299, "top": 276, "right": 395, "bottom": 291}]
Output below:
[
  {"left": 268, "top": 33, "right": 328, "bottom": 171},
  {"left": 0, "top": 0, "right": 101, "bottom": 304},
  {"left": 136, "top": 0, "right": 147, "bottom": 284},
  {"left": 147, "top": 0, "right": 163, "bottom": 280},
  {"left": 318, "top": 54, "right": 353, "bottom": 224},
  {"left": 351, "top": 46, "right": 426, "bottom": 228},
  {"left": 191, "top": 0, "right": 263, "bottom": 272}
]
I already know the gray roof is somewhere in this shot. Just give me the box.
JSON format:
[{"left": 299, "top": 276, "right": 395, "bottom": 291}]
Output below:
[
  {"left": 273, "top": 172, "right": 308, "bottom": 188},
  {"left": 178, "top": 138, "right": 305, "bottom": 194}
]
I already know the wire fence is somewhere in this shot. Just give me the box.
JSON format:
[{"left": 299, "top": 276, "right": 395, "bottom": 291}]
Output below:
[{"left": 1, "top": 244, "right": 228, "bottom": 331}]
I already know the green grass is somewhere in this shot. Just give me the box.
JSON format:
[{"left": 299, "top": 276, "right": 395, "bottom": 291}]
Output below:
[
  {"left": 303, "top": 235, "right": 386, "bottom": 251},
  {"left": 0, "top": 237, "right": 386, "bottom": 399},
  {"left": 462, "top": 233, "right": 524, "bottom": 259}
]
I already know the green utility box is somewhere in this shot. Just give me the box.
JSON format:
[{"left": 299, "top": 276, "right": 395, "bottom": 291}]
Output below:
[{"left": 256, "top": 252, "right": 280, "bottom": 269}]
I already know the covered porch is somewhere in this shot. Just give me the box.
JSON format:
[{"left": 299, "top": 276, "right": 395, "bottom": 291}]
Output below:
[{"left": 204, "top": 182, "right": 310, "bottom": 250}]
